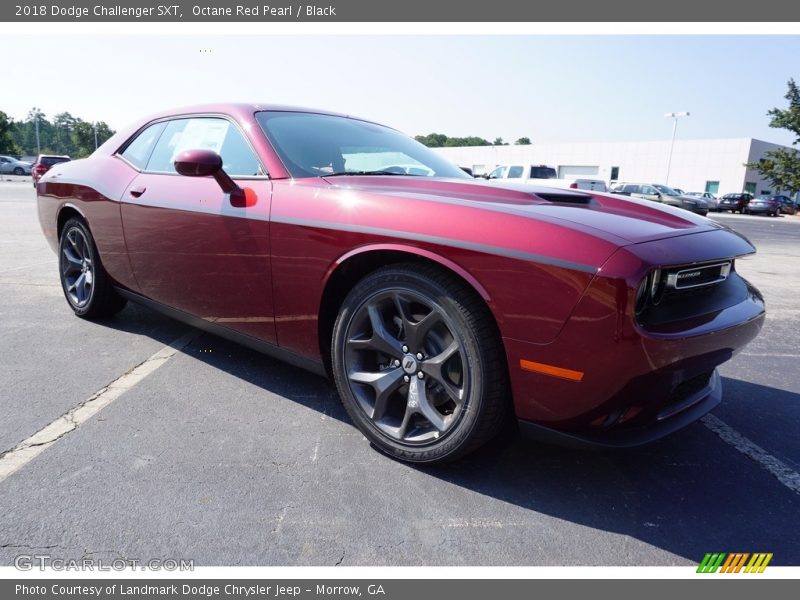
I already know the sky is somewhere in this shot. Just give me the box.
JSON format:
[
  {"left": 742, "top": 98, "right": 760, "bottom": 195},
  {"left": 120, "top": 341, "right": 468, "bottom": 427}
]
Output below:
[{"left": 2, "top": 35, "right": 800, "bottom": 146}]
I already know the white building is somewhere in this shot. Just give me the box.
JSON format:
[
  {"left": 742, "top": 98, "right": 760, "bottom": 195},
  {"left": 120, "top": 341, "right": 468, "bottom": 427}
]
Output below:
[{"left": 432, "top": 138, "right": 797, "bottom": 198}]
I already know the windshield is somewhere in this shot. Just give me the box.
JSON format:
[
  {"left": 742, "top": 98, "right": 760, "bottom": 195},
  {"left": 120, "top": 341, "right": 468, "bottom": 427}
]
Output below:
[
  {"left": 654, "top": 184, "right": 680, "bottom": 196},
  {"left": 256, "top": 111, "right": 469, "bottom": 179}
]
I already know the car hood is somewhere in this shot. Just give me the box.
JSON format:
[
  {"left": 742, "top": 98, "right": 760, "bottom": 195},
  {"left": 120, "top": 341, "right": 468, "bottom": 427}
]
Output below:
[{"left": 321, "top": 176, "right": 723, "bottom": 246}]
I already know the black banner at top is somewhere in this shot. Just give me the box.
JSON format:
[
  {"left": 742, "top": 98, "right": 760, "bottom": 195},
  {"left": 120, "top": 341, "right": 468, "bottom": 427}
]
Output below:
[{"left": 2, "top": 0, "right": 800, "bottom": 22}]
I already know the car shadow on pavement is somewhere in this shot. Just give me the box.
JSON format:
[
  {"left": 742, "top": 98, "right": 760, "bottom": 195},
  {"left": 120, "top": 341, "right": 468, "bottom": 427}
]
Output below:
[
  {"left": 96, "top": 308, "right": 800, "bottom": 565},
  {"left": 417, "top": 377, "right": 800, "bottom": 565},
  {"left": 99, "top": 309, "right": 350, "bottom": 423}
]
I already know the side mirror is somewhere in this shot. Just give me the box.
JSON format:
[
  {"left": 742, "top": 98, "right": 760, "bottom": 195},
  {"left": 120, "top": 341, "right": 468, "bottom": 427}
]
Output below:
[{"left": 174, "top": 149, "right": 253, "bottom": 208}]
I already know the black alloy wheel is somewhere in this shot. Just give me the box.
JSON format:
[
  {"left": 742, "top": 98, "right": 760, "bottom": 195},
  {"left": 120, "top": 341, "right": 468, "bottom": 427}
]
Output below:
[
  {"left": 332, "top": 264, "right": 508, "bottom": 463},
  {"left": 58, "top": 218, "right": 127, "bottom": 318}
]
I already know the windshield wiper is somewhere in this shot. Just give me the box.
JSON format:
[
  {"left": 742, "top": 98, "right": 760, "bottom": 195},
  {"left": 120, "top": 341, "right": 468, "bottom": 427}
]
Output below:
[{"left": 322, "top": 170, "right": 415, "bottom": 177}]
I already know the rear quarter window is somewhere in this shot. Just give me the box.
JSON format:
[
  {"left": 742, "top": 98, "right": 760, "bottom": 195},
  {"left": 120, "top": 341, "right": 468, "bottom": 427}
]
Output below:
[
  {"left": 530, "top": 167, "right": 557, "bottom": 179},
  {"left": 119, "top": 122, "right": 166, "bottom": 170}
]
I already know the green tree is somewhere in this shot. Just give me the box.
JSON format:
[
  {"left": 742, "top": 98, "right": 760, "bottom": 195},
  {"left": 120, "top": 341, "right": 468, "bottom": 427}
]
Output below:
[
  {"left": 515, "top": 137, "right": 532, "bottom": 145},
  {"left": 444, "top": 136, "right": 491, "bottom": 147},
  {"left": 94, "top": 121, "right": 115, "bottom": 148},
  {"left": 415, "top": 133, "right": 491, "bottom": 147},
  {"left": 71, "top": 119, "right": 96, "bottom": 157},
  {"left": 0, "top": 111, "right": 20, "bottom": 154},
  {"left": 746, "top": 78, "right": 800, "bottom": 195},
  {"left": 414, "top": 133, "right": 447, "bottom": 147},
  {"left": 492, "top": 137, "right": 508, "bottom": 146},
  {"left": 21, "top": 107, "right": 48, "bottom": 155},
  {"left": 52, "top": 112, "right": 78, "bottom": 155}
]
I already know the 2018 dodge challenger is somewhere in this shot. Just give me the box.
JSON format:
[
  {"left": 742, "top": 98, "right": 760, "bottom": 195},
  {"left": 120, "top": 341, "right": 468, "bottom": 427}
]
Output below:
[{"left": 36, "top": 104, "right": 765, "bottom": 463}]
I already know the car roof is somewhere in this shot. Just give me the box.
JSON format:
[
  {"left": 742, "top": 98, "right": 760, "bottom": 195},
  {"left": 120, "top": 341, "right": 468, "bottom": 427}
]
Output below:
[
  {"left": 94, "top": 103, "right": 388, "bottom": 158},
  {"left": 142, "top": 103, "right": 364, "bottom": 124}
]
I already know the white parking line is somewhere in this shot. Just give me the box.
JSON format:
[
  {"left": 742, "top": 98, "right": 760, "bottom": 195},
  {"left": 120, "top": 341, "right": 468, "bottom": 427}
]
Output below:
[
  {"left": 702, "top": 414, "right": 800, "bottom": 495},
  {"left": 740, "top": 352, "right": 800, "bottom": 359},
  {"left": 0, "top": 331, "right": 198, "bottom": 483}
]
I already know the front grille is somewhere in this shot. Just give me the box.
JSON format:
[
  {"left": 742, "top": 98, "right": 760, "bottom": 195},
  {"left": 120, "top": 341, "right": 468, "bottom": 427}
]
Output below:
[{"left": 665, "top": 261, "right": 731, "bottom": 291}]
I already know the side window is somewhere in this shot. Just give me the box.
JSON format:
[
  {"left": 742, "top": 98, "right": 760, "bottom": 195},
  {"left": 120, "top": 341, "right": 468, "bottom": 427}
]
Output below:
[
  {"left": 146, "top": 117, "right": 263, "bottom": 177},
  {"left": 624, "top": 184, "right": 639, "bottom": 194},
  {"left": 641, "top": 185, "right": 657, "bottom": 195},
  {"left": 507, "top": 165, "right": 523, "bottom": 178},
  {"left": 119, "top": 122, "right": 166, "bottom": 170},
  {"left": 488, "top": 166, "right": 505, "bottom": 179}
]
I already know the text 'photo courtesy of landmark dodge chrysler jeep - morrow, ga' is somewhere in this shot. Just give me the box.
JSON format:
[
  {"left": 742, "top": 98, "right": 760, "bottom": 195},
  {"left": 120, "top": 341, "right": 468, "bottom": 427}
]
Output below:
[{"left": 36, "top": 104, "right": 765, "bottom": 463}]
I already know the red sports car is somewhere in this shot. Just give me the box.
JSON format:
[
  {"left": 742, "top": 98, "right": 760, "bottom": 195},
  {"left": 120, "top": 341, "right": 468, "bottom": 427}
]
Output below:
[{"left": 36, "top": 104, "right": 765, "bottom": 463}]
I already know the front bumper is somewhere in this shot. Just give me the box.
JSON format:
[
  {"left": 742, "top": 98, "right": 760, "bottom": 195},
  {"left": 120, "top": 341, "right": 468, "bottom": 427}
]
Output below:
[
  {"left": 746, "top": 205, "right": 775, "bottom": 214},
  {"left": 518, "top": 369, "right": 721, "bottom": 448},
  {"left": 504, "top": 228, "right": 764, "bottom": 443}
]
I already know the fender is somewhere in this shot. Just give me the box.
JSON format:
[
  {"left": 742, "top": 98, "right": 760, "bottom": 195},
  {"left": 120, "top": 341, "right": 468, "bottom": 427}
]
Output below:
[{"left": 328, "top": 242, "right": 495, "bottom": 307}]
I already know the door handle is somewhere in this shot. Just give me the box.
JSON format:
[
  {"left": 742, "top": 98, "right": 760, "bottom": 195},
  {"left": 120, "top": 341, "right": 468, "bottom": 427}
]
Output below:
[{"left": 129, "top": 186, "right": 146, "bottom": 198}]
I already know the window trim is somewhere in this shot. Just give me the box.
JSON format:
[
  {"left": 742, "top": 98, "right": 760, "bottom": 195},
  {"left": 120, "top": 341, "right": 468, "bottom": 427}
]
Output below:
[{"left": 114, "top": 112, "right": 269, "bottom": 180}]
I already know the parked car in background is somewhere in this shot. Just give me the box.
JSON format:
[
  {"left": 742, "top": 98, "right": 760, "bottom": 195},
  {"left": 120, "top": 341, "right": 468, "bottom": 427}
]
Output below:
[
  {"left": 745, "top": 196, "right": 780, "bottom": 216},
  {"left": 610, "top": 182, "right": 708, "bottom": 216},
  {"left": 686, "top": 192, "right": 719, "bottom": 211},
  {"left": 0, "top": 155, "right": 32, "bottom": 175},
  {"left": 484, "top": 164, "right": 607, "bottom": 191},
  {"left": 764, "top": 195, "right": 798, "bottom": 215},
  {"left": 718, "top": 193, "right": 753, "bottom": 213},
  {"left": 32, "top": 154, "right": 71, "bottom": 187},
  {"left": 35, "top": 103, "right": 765, "bottom": 463},
  {"left": 781, "top": 197, "right": 798, "bottom": 215}
]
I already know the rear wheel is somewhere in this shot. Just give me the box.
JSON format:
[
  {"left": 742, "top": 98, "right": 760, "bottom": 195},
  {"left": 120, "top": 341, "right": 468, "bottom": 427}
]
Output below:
[
  {"left": 58, "top": 218, "right": 127, "bottom": 319},
  {"left": 13, "top": 167, "right": 24, "bottom": 176},
  {"left": 332, "top": 264, "right": 509, "bottom": 464}
]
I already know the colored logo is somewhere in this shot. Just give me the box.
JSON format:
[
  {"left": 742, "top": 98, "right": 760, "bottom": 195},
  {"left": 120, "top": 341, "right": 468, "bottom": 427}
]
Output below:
[{"left": 697, "top": 553, "right": 773, "bottom": 573}]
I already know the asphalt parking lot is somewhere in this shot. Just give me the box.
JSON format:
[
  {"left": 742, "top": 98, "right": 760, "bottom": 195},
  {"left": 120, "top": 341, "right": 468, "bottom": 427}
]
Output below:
[{"left": 0, "top": 178, "right": 798, "bottom": 567}]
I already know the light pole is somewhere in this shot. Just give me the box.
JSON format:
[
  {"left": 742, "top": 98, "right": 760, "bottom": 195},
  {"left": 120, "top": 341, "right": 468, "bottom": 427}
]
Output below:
[
  {"left": 34, "top": 111, "right": 41, "bottom": 155},
  {"left": 93, "top": 122, "right": 98, "bottom": 150},
  {"left": 664, "top": 111, "right": 689, "bottom": 185}
]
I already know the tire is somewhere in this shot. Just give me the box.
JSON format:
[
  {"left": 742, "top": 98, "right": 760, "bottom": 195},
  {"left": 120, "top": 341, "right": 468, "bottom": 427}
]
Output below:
[
  {"left": 58, "top": 217, "right": 127, "bottom": 319},
  {"left": 13, "top": 167, "right": 24, "bottom": 176},
  {"left": 331, "top": 263, "right": 509, "bottom": 464}
]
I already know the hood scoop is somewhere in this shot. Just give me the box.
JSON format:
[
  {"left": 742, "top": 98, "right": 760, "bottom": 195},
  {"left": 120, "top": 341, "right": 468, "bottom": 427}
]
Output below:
[{"left": 533, "top": 191, "right": 592, "bottom": 205}]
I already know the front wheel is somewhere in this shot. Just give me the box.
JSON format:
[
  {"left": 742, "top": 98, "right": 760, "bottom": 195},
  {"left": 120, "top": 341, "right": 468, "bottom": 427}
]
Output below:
[
  {"left": 13, "top": 167, "right": 24, "bottom": 176},
  {"left": 58, "top": 218, "right": 127, "bottom": 319},
  {"left": 332, "top": 264, "right": 509, "bottom": 464}
]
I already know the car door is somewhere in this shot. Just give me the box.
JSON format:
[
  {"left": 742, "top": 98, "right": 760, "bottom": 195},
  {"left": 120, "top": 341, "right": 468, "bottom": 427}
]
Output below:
[
  {"left": 637, "top": 185, "right": 664, "bottom": 203},
  {"left": 487, "top": 166, "right": 506, "bottom": 180},
  {"left": 120, "top": 116, "right": 276, "bottom": 344}
]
